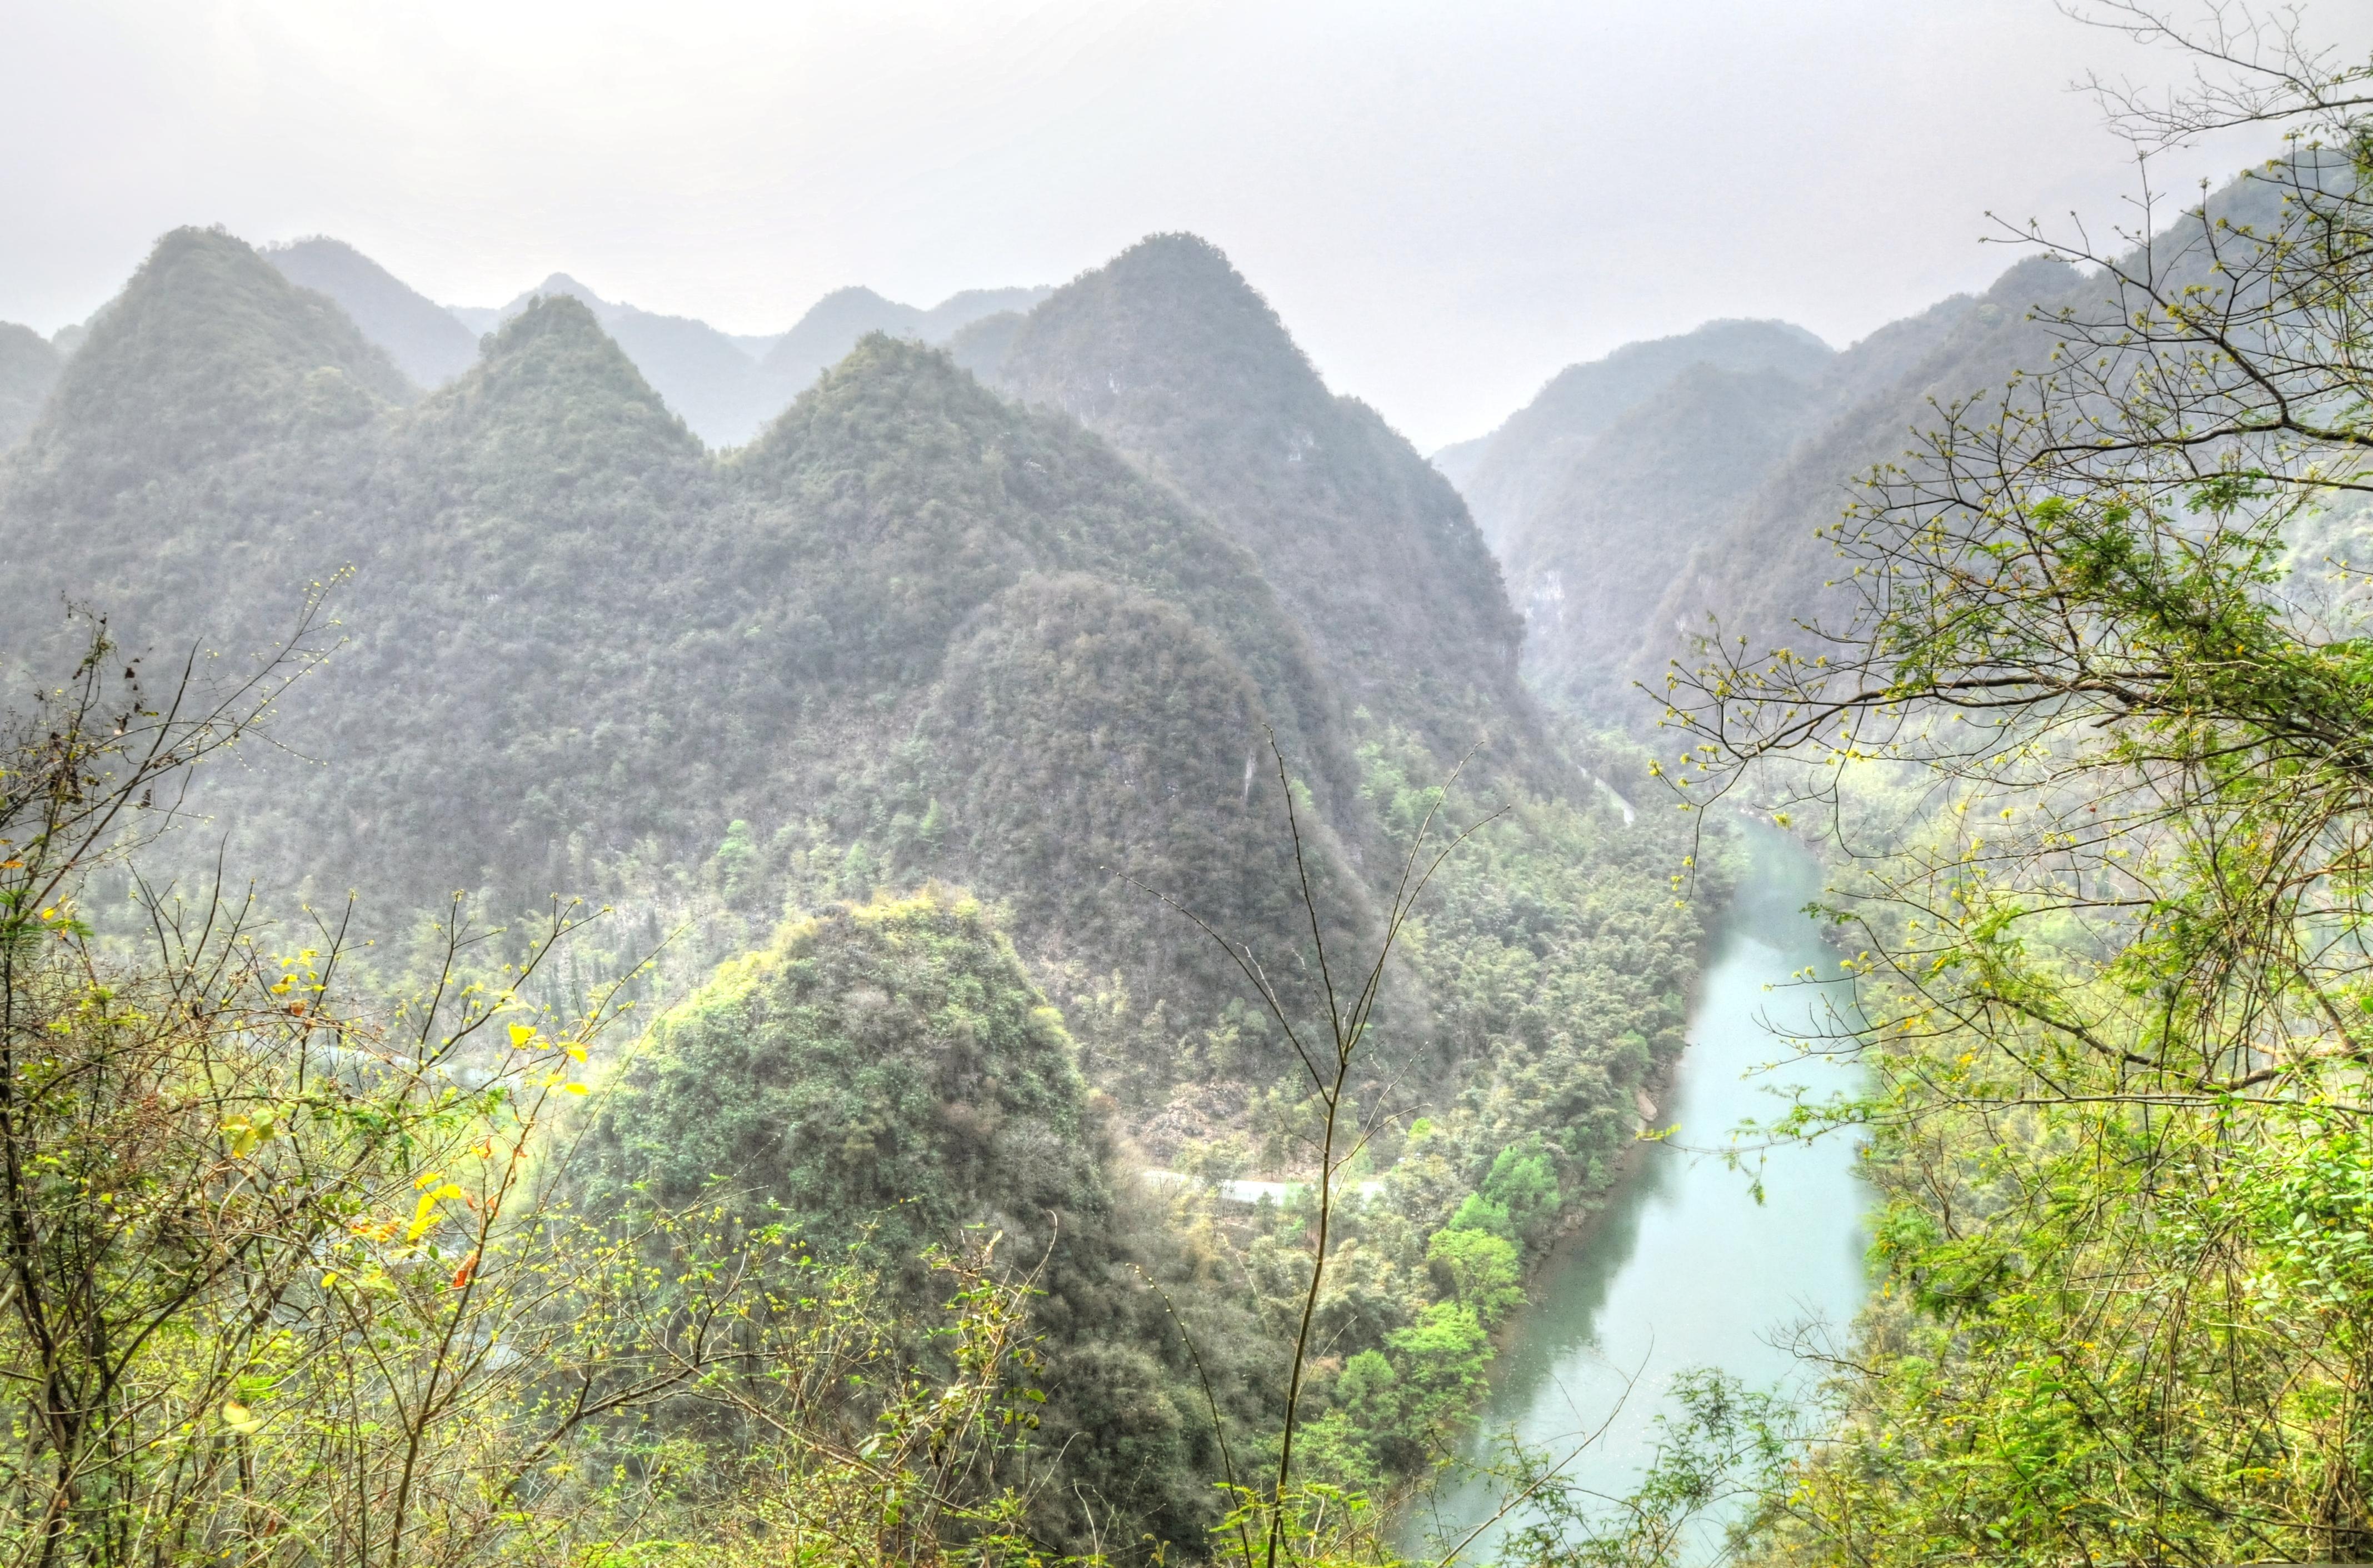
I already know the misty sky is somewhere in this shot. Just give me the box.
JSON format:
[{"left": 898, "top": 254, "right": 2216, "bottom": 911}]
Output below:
[{"left": 6, "top": 1, "right": 2368, "bottom": 449}]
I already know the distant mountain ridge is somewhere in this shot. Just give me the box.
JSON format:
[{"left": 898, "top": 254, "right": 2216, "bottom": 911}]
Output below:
[
  {"left": 1450, "top": 319, "right": 1834, "bottom": 557},
  {"left": 758, "top": 284, "right": 1051, "bottom": 387},
  {"left": 1445, "top": 174, "right": 2295, "bottom": 720},
  {"left": 264, "top": 238, "right": 481, "bottom": 387},
  {"left": 278, "top": 246, "right": 1048, "bottom": 448},
  {"left": 1436, "top": 289, "right": 2097, "bottom": 717}
]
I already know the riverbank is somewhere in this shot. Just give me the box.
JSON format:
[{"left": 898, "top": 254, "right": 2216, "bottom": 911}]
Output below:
[{"left": 1411, "top": 820, "right": 1871, "bottom": 1559}]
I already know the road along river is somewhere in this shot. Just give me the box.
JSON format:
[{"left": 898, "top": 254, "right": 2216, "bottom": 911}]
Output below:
[{"left": 1417, "top": 822, "right": 1869, "bottom": 1559}]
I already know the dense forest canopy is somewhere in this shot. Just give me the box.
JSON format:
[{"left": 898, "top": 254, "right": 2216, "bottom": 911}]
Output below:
[{"left": 987, "top": 236, "right": 1542, "bottom": 783}]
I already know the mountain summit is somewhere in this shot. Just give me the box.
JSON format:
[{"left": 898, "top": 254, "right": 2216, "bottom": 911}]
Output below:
[
  {"left": 758, "top": 283, "right": 1051, "bottom": 387},
  {"left": 0, "top": 227, "right": 407, "bottom": 660},
  {"left": 265, "top": 237, "right": 481, "bottom": 387},
  {"left": 988, "top": 233, "right": 1540, "bottom": 775}
]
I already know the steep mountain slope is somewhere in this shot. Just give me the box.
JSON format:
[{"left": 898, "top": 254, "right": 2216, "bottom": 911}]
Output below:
[
  {"left": 988, "top": 234, "right": 1542, "bottom": 778},
  {"left": 0, "top": 228, "right": 409, "bottom": 682},
  {"left": 1455, "top": 318, "right": 1834, "bottom": 557},
  {"left": 1438, "top": 280, "right": 2063, "bottom": 719},
  {"left": 1501, "top": 362, "right": 1827, "bottom": 712},
  {"left": 264, "top": 237, "right": 480, "bottom": 387},
  {"left": 0, "top": 233, "right": 1365, "bottom": 1058},
  {"left": 726, "top": 335, "right": 1341, "bottom": 767},
  {"left": 758, "top": 283, "right": 1051, "bottom": 388},
  {"left": 268, "top": 294, "right": 731, "bottom": 909},
  {"left": 1465, "top": 184, "right": 2303, "bottom": 712},
  {"left": 1643, "top": 257, "right": 2079, "bottom": 679},
  {"left": 717, "top": 335, "right": 1371, "bottom": 1063},
  {"left": 0, "top": 324, "right": 60, "bottom": 452}
]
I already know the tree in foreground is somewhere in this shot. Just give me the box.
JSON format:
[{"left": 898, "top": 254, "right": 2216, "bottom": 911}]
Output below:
[
  {"left": 0, "top": 616, "right": 1062, "bottom": 1568},
  {"left": 1656, "top": 8, "right": 2373, "bottom": 1564}
]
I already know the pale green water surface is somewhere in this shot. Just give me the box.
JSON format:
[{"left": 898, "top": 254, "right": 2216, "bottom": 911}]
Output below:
[{"left": 1416, "top": 823, "right": 1868, "bottom": 1560}]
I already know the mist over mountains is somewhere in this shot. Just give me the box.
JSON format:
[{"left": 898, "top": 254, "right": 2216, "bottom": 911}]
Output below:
[
  {"left": 1433, "top": 258, "right": 2117, "bottom": 716},
  {"left": 1423, "top": 168, "right": 2337, "bottom": 726},
  {"left": 0, "top": 206, "right": 2125, "bottom": 1555},
  {"left": 0, "top": 219, "right": 1727, "bottom": 1547},
  {"left": 255, "top": 238, "right": 1050, "bottom": 448}
]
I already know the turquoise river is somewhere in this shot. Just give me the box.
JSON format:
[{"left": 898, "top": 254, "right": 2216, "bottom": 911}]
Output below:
[{"left": 1418, "top": 822, "right": 1870, "bottom": 1558}]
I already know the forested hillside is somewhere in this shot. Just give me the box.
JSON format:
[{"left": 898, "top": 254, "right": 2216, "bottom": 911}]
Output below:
[
  {"left": 1435, "top": 262, "right": 2098, "bottom": 720},
  {"left": 0, "top": 222, "right": 1705, "bottom": 1560},
  {"left": 1446, "top": 319, "right": 1832, "bottom": 555},
  {"left": 985, "top": 236, "right": 1542, "bottom": 780}
]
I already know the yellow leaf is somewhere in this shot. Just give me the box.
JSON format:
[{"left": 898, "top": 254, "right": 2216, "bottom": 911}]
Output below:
[
  {"left": 508, "top": 1023, "right": 536, "bottom": 1048},
  {"left": 561, "top": 1082, "right": 588, "bottom": 1096},
  {"left": 406, "top": 1190, "right": 443, "bottom": 1242}
]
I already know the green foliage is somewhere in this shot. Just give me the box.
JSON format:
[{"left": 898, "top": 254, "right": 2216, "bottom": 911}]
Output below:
[
  {"left": 578, "top": 886, "right": 1258, "bottom": 1552},
  {"left": 0, "top": 223, "right": 1727, "bottom": 1560},
  {"left": 1480, "top": 1140, "right": 1561, "bottom": 1251},
  {"left": 898, "top": 572, "right": 1368, "bottom": 1101},
  {"left": 1443, "top": 1193, "right": 1513, "bottom": 1238},
  {"left": 1358, "top": 727, "right": 1698, "bottom": 1206},
  {"left": 1424, "top": 1228, "right": 1523, "bottom": 1326},
  {"left": 583, "top": 887, "right": 1103, "bottom": 1270},
  {"left": 1657, "top": 64, "right": 2373, "bottom": 1567},
  {"left": 1479, "top": 1370, "right": 1797, "bottom": 1568}
]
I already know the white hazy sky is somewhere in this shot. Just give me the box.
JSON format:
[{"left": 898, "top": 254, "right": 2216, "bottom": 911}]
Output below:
[{"left": 4, "top": 1, "right": 2367, "bottom": 449}]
